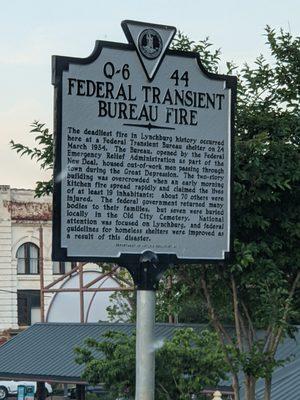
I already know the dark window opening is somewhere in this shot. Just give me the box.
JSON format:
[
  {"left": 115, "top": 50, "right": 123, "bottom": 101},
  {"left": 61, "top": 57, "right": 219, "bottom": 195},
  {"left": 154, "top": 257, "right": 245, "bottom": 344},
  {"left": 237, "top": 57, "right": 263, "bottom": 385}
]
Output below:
[
  {"left": 53, "top": 261, "right": 75, "bottom": 275},
  {"left": 17, "top": 290, "right": 41, "bottom": 326},
  {"left": 17, "top": 243, "right": 39, "bottom": 274}
]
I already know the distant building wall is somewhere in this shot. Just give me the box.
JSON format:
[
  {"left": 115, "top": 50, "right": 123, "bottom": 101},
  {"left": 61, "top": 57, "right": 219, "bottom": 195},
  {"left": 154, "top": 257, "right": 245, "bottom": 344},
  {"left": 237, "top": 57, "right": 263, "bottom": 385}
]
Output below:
[
  {"left": 0, "top": 185, "right": 124, "bottom": 337},
  {"left": 0, "top": 186, "right": 53, "bottom": 332}
]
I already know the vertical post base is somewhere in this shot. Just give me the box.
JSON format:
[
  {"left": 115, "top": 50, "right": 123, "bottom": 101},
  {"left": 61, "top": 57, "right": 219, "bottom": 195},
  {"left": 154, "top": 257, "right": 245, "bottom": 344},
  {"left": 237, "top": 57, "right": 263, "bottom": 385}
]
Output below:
[
  {"left": 76, "top": 384, "right": 85, "bottom": 400},
  {"left": 135, "top": 290, "right": 156, "bottom": 400}
]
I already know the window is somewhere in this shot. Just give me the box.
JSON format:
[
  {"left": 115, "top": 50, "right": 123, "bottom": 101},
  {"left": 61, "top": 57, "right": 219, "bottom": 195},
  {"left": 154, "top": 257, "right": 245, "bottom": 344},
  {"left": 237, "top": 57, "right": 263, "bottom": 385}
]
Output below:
[
  {"left": 17, "top": 243, "right": 39, "bottom": 274},
  {"left": 53, "top": 261, "right": 74, "bottom": 275},
  {"left": 17, "top": 290, "right": 41, "bottom": 326}
]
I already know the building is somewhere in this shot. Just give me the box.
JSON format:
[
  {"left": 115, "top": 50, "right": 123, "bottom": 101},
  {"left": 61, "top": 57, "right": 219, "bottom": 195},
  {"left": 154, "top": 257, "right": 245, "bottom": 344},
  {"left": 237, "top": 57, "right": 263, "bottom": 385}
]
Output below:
[
  {"left": 0, "top": 186, "right": 70, "bottom": 335},
  {"left": 0, "top": 185, "right": 130, "bottom": 340}
]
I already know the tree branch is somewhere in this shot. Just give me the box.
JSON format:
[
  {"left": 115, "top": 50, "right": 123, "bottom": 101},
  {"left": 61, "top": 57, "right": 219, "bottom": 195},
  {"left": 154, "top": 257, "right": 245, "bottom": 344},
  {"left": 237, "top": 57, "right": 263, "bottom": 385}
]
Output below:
[
  {"left": 200, "top": 271, "right": 240, "bottom": 390},
  {"left": 157, "top": 382, "right": 172, "bottom": 399},
  {"left": 231, "top": 274, "right": 244, "bottom": 352},
  {"left": 263, "top": 326, "right": 274, "bottom": 353},
  {"left": 200, "top": 273, "right": 233, "bottom": 345},
  {"left": 241, "top": 300, "right": 255, "bottom": 348},
  {"left": 270, "top": 271, "right": 300, "bottom": 354}
]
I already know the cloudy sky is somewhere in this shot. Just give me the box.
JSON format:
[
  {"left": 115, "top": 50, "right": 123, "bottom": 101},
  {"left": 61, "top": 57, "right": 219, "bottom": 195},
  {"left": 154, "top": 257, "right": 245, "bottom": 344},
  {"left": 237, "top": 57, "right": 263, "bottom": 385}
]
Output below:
[{"left": 1, "top": 0, "right": 299, "bottom": 189}]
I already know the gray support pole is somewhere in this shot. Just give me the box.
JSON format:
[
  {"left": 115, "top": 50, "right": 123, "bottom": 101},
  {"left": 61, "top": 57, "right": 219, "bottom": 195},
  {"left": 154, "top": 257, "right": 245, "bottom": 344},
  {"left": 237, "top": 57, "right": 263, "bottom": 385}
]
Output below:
[
  {"left": 36, "top": 382, "right": 46, "bottom": 400},
  {"left": 63, "top": 384, "right": 68, "bottom": 399},
  {"left": 135, "top": 290, "right": 156, "bottom": 400}
]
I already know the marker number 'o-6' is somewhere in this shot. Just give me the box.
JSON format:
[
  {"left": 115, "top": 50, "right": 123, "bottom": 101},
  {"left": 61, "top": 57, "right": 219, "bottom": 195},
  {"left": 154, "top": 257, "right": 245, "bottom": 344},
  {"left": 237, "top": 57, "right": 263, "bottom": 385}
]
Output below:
[{"left": 103, "top": 62, "right": 130, "bottom": 80}]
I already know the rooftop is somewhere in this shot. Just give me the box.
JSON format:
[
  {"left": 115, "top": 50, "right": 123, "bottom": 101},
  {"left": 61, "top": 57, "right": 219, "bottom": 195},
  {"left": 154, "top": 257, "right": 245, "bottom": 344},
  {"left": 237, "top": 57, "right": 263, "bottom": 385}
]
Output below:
[{"left": 0, "top": 322, "right": 298, "bottom": 399}]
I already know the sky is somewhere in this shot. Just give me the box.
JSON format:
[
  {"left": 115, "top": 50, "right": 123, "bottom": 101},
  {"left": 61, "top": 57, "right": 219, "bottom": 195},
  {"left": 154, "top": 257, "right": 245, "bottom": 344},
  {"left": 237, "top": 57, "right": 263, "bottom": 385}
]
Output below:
[{"left": 1, "top": 0, "right": 300, "bottom": 189}]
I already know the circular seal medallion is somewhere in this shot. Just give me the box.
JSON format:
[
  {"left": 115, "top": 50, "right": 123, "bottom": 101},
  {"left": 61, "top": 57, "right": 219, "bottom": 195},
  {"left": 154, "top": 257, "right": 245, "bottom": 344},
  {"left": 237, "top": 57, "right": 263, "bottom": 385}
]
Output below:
[{"left": 138, "top": 29, "right": 163, "bottom": 59}]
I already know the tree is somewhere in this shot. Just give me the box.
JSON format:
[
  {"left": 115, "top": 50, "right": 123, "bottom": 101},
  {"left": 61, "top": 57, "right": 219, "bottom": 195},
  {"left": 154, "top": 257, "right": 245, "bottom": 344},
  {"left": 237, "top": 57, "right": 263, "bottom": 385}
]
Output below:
[
  {"left": 10, "top": 121, "right": 53, "bottom": 197},
  {"left": 165, "top": 28, "right": 300, "bottom": 400},
  {"left": 75, "top": 328, "right": 230, "bottom": 400},
  {"left": 11, "top": 27, "right": 300, "bottom": 400}
]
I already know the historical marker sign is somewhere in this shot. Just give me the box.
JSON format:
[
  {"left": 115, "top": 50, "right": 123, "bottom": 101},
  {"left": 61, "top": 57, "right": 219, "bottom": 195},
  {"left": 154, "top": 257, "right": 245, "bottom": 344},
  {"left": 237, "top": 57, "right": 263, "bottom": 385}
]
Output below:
[{"left": 52, "top": 20, "right": 236, "bottom": 263}]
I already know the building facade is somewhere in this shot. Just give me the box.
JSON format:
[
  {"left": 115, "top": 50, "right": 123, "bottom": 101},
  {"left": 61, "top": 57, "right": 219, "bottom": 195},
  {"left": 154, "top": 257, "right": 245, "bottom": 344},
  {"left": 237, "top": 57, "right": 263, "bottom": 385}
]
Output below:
[
  {"left": 0, "top": 185, "right": 56, "bottom": 334},
  {"left": 0, "top": 185, "right": 126, "bottom": 340}
]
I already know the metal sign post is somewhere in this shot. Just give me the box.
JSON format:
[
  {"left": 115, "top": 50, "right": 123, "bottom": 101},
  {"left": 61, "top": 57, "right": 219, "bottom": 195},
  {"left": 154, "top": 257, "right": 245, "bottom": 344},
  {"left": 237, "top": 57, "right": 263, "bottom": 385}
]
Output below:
[
  {"left": 136, "top": 288, "right": 156, "bottom": 399},
  {"left": 51, "top": 19, "right": 236, "bottom": 400},
  {"left": 136, "top": 289, "right": 156, "bottom": 399},
  {"left": 117, "top": 251, "right": 170, "bottom": 399},
  {"left": 135, "top": 251, "right": 158, "bottom": 400}
]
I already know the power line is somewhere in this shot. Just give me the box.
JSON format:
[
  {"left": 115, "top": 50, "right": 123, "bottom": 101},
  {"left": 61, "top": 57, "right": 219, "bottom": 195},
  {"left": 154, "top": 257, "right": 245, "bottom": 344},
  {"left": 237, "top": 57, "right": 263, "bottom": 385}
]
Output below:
[{"left": 0, "top": 289, "right": 52, "bottom": 298}]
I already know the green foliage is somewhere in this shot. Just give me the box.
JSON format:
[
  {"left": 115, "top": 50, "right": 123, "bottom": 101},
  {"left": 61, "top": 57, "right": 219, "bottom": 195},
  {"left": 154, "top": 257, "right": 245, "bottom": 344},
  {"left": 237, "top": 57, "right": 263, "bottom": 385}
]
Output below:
[
  {"left": 106, "top": 290, "right": 135, "bottom": 323},
  {"left": 155, "top": 328, "right": 229, "bottom": 399},
  {"left": 75, "top": 331, "right": 135, "bottom": 399},
  {"left": 161, "top": 26, "right": 300, "bottom": 324},
  {"left": 149, "top": 28, "right": 300, "bottom": 397},
  {"left": 10, "top": 121, "right": 53, "bottom": 197},
  {"left": 106, "top": 267, "right": 135, "bottom": 323},
  {"left": 155, "top": 267, "right": 212, "bottom": 324},
  {"left": 75, "top": 328, "right": 229, "bottom": 400},
  {"left": 10, "top": 26, "right": 300, "bottom": 396},
  {"left": 171, "top": 32, "right": 221, "bottom": 73},
  {"left": 231, "top": 25, "right": 300, "bottom": 333},
  {"left": 86, "top": 394, "right": 101, "bottom": 400}
]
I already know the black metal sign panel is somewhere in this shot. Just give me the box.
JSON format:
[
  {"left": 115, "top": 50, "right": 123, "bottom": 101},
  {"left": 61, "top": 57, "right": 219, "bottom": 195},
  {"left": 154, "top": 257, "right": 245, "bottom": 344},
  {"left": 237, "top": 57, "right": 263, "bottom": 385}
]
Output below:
[{"left": 52, "top": 20, "right": 236, "bottom": 267}]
